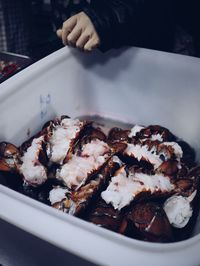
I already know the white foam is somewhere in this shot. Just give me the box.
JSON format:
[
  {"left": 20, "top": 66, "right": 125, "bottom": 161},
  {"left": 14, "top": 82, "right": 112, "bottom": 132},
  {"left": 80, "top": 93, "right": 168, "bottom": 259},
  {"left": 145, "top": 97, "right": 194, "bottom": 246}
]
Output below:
[
  {"left": 163, "top": 195, "right": 193, "bottom": 228},
  {"left": 49, "top": 187, "right": 69, "bottom": 205},
  {"left": 58, "top": 139, "right": 110, "bottom": 189},
  {"left": 49, "top": 118, "right": 83, "bottom": 164},
  {"left": 101, "top": 168, "right": 174, "bottom": 210},
  {"left": 128, "top": 125, "right": 144, "bottom": 138},
  {"left": 20, "top": 136, "right": 47, "bottom": 186}
]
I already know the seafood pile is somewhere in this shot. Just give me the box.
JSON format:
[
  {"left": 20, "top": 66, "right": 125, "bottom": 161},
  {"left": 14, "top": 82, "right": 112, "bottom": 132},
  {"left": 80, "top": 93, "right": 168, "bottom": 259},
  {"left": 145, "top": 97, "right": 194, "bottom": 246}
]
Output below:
[{"left": 0, "top": 116, "right": 199, "bottom": 243}]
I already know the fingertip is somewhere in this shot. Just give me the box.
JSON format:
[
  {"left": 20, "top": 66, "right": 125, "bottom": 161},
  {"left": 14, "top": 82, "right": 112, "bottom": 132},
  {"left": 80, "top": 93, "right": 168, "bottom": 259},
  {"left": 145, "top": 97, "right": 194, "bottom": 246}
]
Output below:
[
  {"left": 84, "top": 45, "right": 92, "bottom": 51},
  {"left": 56, "top": 29, "right": 62, "bottom": 38},
  {"left": 84, "top": 42, "right": 94, "bottom": 52}
]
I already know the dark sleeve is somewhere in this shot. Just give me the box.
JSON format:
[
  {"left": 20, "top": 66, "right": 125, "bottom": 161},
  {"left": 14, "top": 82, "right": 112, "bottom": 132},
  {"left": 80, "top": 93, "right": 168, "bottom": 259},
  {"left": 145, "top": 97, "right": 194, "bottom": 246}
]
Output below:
[{"left": 83, "top": 0, "right": 175, "bottom": 52}]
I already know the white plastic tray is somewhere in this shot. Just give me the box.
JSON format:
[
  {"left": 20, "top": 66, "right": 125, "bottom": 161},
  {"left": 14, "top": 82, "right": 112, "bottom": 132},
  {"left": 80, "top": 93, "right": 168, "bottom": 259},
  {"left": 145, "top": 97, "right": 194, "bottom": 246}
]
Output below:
[{"left": 0, "top": 47, "right": 200, "bottom": 266}]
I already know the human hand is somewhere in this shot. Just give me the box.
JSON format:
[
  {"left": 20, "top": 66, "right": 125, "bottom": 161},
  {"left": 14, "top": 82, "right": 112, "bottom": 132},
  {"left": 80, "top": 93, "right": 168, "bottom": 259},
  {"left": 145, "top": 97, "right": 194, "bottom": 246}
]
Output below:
[{"left": 57, "top": 12, "right": 100, "bottom": 52}]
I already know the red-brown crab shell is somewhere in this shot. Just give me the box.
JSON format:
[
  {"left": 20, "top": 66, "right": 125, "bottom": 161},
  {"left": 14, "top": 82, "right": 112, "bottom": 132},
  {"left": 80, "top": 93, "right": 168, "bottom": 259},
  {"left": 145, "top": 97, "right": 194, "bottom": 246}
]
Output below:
[
  {"left": 119, "top": 202, "right": 173, "bottom": 242},
  {"left": 0, "top": 142, "right": 20, "bottom": 172},
  {"left": 108, "top": 127, "right": 130, "bottom": 143},
  {"left": 87, "top": 198, "right": 124, "bottom": 232},
  {"left": 137, "top": 125, "right": 176, "bottom": 142}
]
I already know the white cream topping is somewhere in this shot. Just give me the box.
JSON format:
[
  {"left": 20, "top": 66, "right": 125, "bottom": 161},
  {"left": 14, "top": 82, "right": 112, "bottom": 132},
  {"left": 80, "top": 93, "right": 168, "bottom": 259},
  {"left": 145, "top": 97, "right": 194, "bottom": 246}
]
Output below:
[
  {"left": 57, "top": 139, "right": 110, "bottom": 189},
  {"left": 128, "top": 125, "right": 144, "bottom": 138},
  {"left": 112, "top": 156, "right": 123, "bottom": 166},
  {"left": 20, "top": 136, "right": 47, "bottom": 185},
  {"left": 125, "top": 141, "right": 183, "bottom": 170},
  {"left": 163, "top": 142, "right": 183, "bottom": 159},
  {"left": 150, "top": 134, "right": 163, "bottom": 142},
  {"left": 49, "top": 187, "right": 69, "bottom": 205},
  {"left": 101, "top": 168, "right": 174, "bottom": 210},
  {"left": 49, "top": 118, "right": 83, "bottom": 164},
  {"left": 163, "top": 195, "right": 193, "bottom": 228},
  {"left": 81, "top": 139, "right": 108, "bottom": 158},
  {"left": 126, "top": 143, "right": 162, "bottom": 169}
]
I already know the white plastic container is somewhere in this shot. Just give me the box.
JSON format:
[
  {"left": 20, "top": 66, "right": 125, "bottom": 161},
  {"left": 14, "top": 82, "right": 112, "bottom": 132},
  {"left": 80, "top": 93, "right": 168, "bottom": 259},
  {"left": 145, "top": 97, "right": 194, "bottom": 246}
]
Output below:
[{"left": 0, "top": 47, "right": 200, "bottom": 266}]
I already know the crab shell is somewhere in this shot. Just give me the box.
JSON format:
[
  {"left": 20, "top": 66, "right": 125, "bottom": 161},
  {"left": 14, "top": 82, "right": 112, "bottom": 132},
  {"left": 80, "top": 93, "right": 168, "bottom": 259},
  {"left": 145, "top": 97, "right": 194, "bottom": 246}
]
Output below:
[
  {"left": 108, "top": 127, "right": 130, "bottom": 144},
  {"left": 52, "top": 156, "right": 122, "bottom": 216},
  {"left": 119, "top": 202, "right": 173, "bottom": 242},
  {"left": 0, "top": 142, "right": 20, "bottom": 172},
  {"left": 56, "top": 125, "right": 127, "bottom": 190},
  {"left": 87, "top": 198, "right": 124, "bottom": 232},
  {"left": 0, "top": 142, "right": 23, "bottom": 189},
  {"left": 123, "top": 139, "right": 181, "bottom": 175},
  {"left": 136, "top": 125, "right": 176, "bottom": 142}
]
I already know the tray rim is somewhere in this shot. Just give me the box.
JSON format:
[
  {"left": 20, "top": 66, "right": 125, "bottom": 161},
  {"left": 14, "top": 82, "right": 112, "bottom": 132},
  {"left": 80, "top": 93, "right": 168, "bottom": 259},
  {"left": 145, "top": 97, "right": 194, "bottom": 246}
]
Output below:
[{"left": 1, "top": 47, "right": 200, "bottom": 265}]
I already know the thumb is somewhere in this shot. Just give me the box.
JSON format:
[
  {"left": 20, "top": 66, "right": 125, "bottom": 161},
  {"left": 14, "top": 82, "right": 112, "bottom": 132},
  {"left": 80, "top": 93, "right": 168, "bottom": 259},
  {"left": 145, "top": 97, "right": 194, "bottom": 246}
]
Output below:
[{"left": 56, "top": 29, "right": 62, "bottom": 38}]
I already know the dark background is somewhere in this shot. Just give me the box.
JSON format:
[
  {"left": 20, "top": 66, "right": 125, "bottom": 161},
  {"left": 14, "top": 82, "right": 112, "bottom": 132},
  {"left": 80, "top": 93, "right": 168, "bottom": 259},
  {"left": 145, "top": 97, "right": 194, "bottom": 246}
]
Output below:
[{"left": 0, "top": 0, "right": 200, "bottom": 62}]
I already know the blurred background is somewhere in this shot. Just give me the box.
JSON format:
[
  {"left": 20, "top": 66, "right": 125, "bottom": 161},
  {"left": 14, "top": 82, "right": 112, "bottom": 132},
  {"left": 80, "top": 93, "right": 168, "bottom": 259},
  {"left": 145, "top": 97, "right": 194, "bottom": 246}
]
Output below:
[
  {"left": 0, "top": 0, "right": 199, "bottom": 85},
  {"left": 0, "top": 0, "right": 92, "bottom": 82},
  {"left": 0, "top": 0, "right": 199, "bottom": 62},
  {"left": 0, "top": 0, "right": 91, "bottom": 61}
]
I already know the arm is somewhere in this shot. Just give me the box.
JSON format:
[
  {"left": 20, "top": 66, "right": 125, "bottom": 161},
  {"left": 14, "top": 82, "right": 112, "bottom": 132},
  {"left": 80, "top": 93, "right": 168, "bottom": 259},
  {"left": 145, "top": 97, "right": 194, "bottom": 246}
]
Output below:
[
  {"left": 84, "top": 0, "right": 175, "bottom": 52},
  {"left": 57, "top": 0, "right": 174, "bottom": 52},
  {"left": 83, "top": 0, "right": 138, "bottom": 51}
]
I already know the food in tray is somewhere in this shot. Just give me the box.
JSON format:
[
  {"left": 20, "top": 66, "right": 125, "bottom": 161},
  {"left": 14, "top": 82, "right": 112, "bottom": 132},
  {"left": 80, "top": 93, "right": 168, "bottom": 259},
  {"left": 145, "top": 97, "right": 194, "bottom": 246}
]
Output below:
[
  {"left": 0, "top": 60, "right": 20, "bottom": 80},
  {"left": 0, "top": 116, "right": 199, "bottom": 243}
]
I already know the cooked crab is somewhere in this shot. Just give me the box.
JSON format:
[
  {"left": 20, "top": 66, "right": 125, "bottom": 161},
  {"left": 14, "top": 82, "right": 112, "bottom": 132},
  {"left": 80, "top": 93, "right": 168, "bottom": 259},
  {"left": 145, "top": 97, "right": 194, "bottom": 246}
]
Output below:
[
  {"left": 56, "top": 126, "right": 126, "bottom": 191},
  {"left": 49, "top": 156, "right": 122, "bottom": 216}
]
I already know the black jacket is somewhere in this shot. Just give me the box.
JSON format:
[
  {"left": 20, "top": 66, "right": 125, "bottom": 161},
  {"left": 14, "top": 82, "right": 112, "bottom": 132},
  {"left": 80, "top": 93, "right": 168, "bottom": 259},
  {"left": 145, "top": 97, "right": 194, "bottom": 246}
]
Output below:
[
  {"left": 83, "top": 0, "right": 175, "bottom": 52},
  {"left": 83, "top": 0, "right": 200, "bottom": 56}
]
